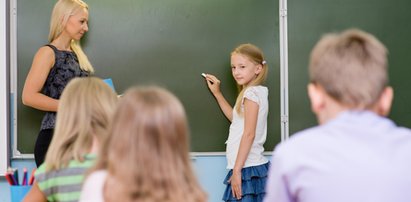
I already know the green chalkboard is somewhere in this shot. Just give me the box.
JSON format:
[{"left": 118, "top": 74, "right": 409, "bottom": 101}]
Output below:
[
  {"left": 16, "top": 0, "right": 280, "bottom": 153},
  {"left": 287, "top": 0, "right": 411, "bottom": 134}
]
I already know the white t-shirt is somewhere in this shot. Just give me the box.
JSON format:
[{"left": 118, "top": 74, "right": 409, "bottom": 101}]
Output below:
[
  {"left": 79, "top": 170, "right": 108, "bottom": 202},
  {"left": 226, "top": 85, "right": 269, "bottom": 169}
]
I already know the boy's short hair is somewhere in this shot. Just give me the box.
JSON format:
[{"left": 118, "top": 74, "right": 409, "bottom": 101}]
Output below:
[{"left": 309, "top": 29, "right": 388, "bottom": 108}]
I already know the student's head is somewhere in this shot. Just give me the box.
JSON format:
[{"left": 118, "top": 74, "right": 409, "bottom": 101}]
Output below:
[
  {"left": 45, "top": 77, "right": 117, "bottom": 170},
  {"left": 96, "top": 86, "right": 207, "bottom": 202},
  {"left": 308, "top": 29, "right": 393, "bottom": 119},
  {"left": 231, "top": 43, "right": 268, "bottom": 87},
  {"left": 49, "top": 0, "right": 93, "bottom": 72},
  {"left": 232, "top": 43, "right": 268, "bottom": 113}
]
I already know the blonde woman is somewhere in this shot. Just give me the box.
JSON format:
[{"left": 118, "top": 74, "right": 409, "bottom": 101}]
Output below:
[
  {"left": 80, "top": 86, "right": 207, "bottom": 202},
  {"left": 23, "top": 77, "right": 117, "bottom": 202},
  {"left": 22, "top": 0, "right": 94, "bottom": 167}
]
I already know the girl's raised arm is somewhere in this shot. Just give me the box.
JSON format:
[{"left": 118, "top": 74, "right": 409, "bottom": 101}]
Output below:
[{"left": 204, "top": 74, "right": 233, "bottom": 121}]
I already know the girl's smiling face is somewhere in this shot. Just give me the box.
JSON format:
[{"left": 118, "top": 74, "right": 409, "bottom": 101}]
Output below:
[{"left": 231, "top": 53, "right": 262, "bottom": 86}]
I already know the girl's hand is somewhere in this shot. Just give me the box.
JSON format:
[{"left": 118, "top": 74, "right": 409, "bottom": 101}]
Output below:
[
  {"left": 201, "top": 73, "right": 233, "bottom": 121},
  {"left": 203, "top": 74, "right": 221, "bottom": 95},
  {"left": 228, "top": 170, "right": 242, "bottom": 200}
]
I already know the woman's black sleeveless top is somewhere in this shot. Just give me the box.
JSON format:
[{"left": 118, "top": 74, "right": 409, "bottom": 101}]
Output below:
[{"left": 40, "top": 44, "right": 90, "bottom": 130}]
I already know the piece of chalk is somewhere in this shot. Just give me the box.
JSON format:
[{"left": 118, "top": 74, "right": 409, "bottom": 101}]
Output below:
[{"left": 201, "top": 73, "right": 214, "bottom": 84}]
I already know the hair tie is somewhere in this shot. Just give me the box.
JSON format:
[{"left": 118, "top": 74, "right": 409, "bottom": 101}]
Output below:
[{"left": 262, "top": 60, "right": 267, "bottom": 65}]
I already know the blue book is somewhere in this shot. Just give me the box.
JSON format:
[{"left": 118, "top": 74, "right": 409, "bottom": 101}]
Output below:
[{"left": 103, "top": 78, "right": 116, "bottom": 93}]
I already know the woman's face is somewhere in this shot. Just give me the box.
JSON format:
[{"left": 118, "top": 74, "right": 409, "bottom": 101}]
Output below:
[{"left": 64, "top": 8, "right": 89, "bottom": 41}]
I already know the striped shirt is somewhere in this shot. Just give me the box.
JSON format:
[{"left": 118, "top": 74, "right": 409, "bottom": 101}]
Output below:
[{"left": 35, "top": 154, "right": 96, "bottom": 202}]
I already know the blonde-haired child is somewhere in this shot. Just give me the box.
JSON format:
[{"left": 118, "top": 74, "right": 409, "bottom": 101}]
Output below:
[
  {"left": 23, "top": 77, "right": 117, "bottom": 202},
  {"left": 80, "top": 86, "right": 207, "bottom": 202},
  {"left": 203, "top": 43, "right": 270, "bottom": 201},
  {"left": 22, "top": 0, "right": 94, "bottom": 167},
  {"left": 264, "top": 29, "right": 411, "bottom": 202}
]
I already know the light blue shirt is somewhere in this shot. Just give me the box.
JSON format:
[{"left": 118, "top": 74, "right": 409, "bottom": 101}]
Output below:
[{"left": 264, "top": 110, "right": 411, "bottom": 202}]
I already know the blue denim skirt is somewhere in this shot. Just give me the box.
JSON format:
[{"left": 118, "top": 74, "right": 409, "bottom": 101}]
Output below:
[{"left": 222, "top": 162, "right": 270, "bottom": 202}]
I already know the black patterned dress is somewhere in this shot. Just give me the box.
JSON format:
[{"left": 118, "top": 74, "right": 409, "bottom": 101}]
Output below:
[{"left": 34, "top": 44, "right": 90, "bottom": 166}]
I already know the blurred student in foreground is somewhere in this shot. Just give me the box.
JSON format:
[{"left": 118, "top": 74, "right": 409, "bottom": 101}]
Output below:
[
  {"left": 80, "top": 86, "right": 207, "bottom": 202},
  {"left": 23, "top": 77, "right": 117, "bottom": 202},
  {"left": 264, "top": 29, "right": 411, "bottom": 202}
]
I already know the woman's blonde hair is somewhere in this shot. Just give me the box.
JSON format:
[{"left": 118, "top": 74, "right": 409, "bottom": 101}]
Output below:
[
  {"left": 49, "top": 0, "right": 94, "bottom": 72},
  {"left": 232, "top": 43, "right": 268, "bottom": 113},
  {"left": 93, "top": 86, "right": 207, "bottom": 202},
  {"left": 44, "top": 77, "right": 117, "bottom": 170}
]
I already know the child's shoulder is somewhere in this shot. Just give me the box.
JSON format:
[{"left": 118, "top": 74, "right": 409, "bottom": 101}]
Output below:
[
  {"left": 88, "top": 170, "right": 108, "bottom": 181},
  {"left": 35, "top": 163, "right": 48, "bottom": 176},
  {"left": 248, "top": 85, "right": 268, "bottom": 90},
  {"left": 244, "top": 85, "right": 268, "bottom": 98},
  {"left": 243, "top": 86, "right": 268, "bottom": 103},
  {"left": 245, "top": 85, "right": 268, "bottom": 94}
]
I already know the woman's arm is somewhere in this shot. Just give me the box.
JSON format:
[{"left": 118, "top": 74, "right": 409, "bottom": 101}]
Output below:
[
  {"left": 229, "top": 98, "right": 259, "bottom": 199},
  {"left": 22, "top": 46, "right": 59, "bottom": 112},
  {"left": 204, "top": 74, "right": 233, "bottom": 121},
  {"left": 22, "top": 182, "right": 47, "bottom": 202}
]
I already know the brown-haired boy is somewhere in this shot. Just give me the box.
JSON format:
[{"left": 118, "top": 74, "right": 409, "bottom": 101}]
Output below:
[{"left": 264, "top": 29, "right": 411, "bottom": 202}]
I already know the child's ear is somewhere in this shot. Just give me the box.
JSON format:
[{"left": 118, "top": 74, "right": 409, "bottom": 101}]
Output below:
[
  {"left": 307, "top": 83, "right": 325, "bottom": 114},
  {"left": 255, "top": 64, "right": 262, "bottom": 75},
  {"left": 375, "top": 86, "right": 393, "bottom": 116}
]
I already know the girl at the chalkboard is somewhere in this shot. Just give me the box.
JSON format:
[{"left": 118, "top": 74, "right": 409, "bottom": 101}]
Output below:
[
  {"left": 203, "top": 43, "right": 270, "bottom": 202},
  {"left": 22, "top": 0, "right": 93, "bottom": 167}
]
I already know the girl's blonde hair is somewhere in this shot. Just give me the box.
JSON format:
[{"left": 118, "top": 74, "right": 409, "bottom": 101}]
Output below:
[
  {"left": 49, "top": 0, "right": 94, "bottom": 72},
  {"left": 93, "top": 86, "right": 207, "bottom": 202},
  {"left": 44, "top": 77, "right": 117, "bottom": 170},
  {"left": 232, "top": 43, "right": 268, "bottom": 113}
]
